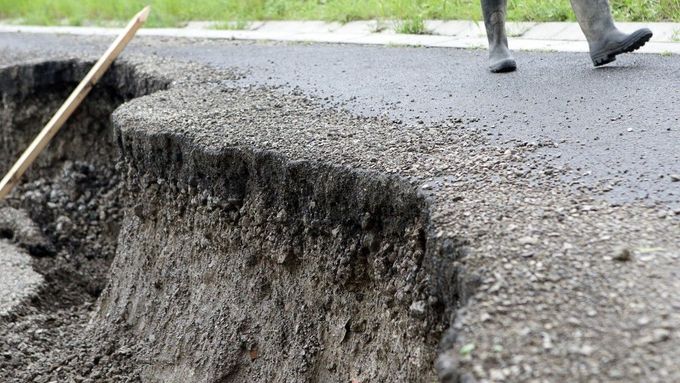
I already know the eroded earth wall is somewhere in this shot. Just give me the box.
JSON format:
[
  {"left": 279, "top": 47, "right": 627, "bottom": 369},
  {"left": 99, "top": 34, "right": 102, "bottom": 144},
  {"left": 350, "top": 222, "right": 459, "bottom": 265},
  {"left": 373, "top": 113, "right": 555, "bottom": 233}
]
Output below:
[
  {"left": 100, "top": 139, "right": 442, "bottom": 381},
  {"left": 1, "top": 59, "right": 455, "bottom": 382}
]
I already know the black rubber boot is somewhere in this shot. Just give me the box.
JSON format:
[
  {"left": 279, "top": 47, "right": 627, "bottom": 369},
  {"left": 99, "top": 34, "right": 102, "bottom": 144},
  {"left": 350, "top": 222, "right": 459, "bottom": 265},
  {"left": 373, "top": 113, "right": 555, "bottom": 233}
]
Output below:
[
  {"left": 570, "top": 0, "right": 653, "bottom": 67},
  {"left": 481, "top": 0, "right": 516, "bottom": 73}
]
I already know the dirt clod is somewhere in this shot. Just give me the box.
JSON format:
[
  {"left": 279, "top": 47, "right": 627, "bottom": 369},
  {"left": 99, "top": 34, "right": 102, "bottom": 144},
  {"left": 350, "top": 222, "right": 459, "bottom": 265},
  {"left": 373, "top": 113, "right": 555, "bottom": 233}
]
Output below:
[
  {"left": 613, "top": 246, "right": 634, "bottom": 262},
  {"left": 0, "top": 207, "right": 54, "bottom": 256}
]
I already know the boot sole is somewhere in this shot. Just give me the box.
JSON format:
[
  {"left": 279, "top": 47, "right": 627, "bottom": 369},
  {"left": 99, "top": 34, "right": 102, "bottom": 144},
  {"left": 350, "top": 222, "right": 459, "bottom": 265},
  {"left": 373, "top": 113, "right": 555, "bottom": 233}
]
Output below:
[
  {"left": 591, "top": 29, "right": 653, "bottom": 67},
  {"left": 490, "top": 58, "right": 517, "bottom": 73}
]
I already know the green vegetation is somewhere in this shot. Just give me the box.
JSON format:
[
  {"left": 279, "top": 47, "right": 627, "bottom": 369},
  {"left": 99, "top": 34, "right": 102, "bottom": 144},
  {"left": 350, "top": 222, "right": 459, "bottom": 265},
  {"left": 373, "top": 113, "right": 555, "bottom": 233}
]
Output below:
[
  {"left": 672, "top": 28, "right": 680, "bottom": 41},
  {"left": 396, "top": 16, "right": 427, "bottom": 34},
  {"left": 459, "top": 343, "right": 475, "bottom": 357},
  {"left": 0, "top": 0, "right": 678, "bottom": 28},
  {"left": 212, "top": 20, "right": 251, "bottom": 30}
]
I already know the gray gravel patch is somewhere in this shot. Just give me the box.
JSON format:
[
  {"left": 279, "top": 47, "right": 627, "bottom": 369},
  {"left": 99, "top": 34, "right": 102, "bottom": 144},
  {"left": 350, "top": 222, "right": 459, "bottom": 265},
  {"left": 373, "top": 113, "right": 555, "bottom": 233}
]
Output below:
[
  {"left": 0, "top": 241, "right": 43, "bottom": 317},
  {"left": 0, "top": 207, "right": 54, "bottom": 256}
]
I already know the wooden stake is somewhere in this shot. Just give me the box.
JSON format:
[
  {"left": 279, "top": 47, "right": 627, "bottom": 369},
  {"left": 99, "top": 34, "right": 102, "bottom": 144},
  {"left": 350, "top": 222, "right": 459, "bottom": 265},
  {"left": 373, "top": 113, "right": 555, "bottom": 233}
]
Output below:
[{"left": 0, "top": 6, "right": 151, "bottom": 200}]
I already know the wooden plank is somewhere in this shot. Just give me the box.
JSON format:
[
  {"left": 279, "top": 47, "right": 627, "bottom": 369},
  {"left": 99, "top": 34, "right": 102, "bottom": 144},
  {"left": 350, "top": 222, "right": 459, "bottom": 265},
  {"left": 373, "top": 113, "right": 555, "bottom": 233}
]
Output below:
[{"left": 0, "top": 6, "right": 151, "bottom": 200}]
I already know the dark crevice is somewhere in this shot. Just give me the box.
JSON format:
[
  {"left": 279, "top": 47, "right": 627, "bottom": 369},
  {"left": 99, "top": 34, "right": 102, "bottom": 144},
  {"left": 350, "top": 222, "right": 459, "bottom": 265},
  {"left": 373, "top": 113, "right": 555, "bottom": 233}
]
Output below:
[{"left": 0, "top": 60, "right": 170, "bottom": 317}]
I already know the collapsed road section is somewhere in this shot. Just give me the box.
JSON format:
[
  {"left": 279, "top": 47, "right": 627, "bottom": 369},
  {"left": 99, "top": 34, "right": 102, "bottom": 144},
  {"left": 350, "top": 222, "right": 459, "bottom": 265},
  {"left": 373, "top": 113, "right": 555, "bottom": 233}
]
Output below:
[
  {"left": 0, "top": 58, "right": 452, "bottom": 382},
  {"left": 1, "top": 49, "right": 680, "bottom": 383}
]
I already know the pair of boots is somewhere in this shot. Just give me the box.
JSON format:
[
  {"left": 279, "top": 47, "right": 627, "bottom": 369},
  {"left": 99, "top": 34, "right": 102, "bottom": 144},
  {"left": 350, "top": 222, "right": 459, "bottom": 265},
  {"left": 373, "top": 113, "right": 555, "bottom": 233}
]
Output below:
[{"left": 483, "top": 0, "right": 653, "bottom": 72}]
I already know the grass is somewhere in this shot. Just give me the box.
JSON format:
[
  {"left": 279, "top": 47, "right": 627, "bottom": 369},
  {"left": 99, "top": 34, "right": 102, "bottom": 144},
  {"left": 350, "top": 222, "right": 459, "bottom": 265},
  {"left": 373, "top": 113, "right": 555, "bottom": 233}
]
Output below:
[
  {"left": 396, "top": 16, "right": 427, "bottom": 34},
  {"left": 672, "top": 28, "right": 680, "bottom": 41},
  {"left": 0, "top": 0, "right": 678, "bottom": 28},
  {"left": 212, "top": 20, "right": 251, "bottom": 30}
]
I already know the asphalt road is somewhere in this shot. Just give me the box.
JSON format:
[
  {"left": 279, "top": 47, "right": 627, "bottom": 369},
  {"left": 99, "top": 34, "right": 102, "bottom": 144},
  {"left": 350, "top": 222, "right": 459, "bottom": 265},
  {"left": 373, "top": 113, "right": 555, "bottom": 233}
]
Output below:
[
  {"left": 165, "top": 41, "right": 680, "bottom": 209},
  {"left": 1, "top": 33, "right": 679, "bottom": 209}
]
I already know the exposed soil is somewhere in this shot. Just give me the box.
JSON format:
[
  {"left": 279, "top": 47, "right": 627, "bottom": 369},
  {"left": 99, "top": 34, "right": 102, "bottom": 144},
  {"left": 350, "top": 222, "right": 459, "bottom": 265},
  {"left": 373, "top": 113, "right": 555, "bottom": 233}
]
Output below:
[{"left": 1, "top": 58, "right": 449, "bottom": 382}]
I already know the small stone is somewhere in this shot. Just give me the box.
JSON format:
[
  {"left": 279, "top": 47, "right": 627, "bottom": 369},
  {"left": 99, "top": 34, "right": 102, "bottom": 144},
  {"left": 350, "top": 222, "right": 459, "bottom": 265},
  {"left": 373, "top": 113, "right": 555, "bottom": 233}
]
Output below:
[
  {"left": 578, "top": 344, "right": 594, "bottom": 356},
  {"left": 518, "top": 236, "right": 538, "bottom": 245},
  {"left": 409, "top": 300, "right": 426, "bottom": 318},
  {"left": 652, "top": 329, "right": 671, "bottom": 342},
  {"left": 542, "top": 333, "right": 553, "bottom": 349},
  {"left": 613, "top": 247, "right": 633, "bottom": 262},
  {"left": 489, "top": 369, "right": 506, "bottom": 380},
  {"left": 608, "top": 369, "right": 624, "bottom": 378},
  {"left": 55, "top": 216, "right": 73, "bottom": 235},
  {"left": 639, "top": 329, "right": 671, "bottom": 345},
  {"left": 637, "top": 316, "right": 650, "bottom": 326},
  {"left": 276, "top": 247, "right": 294, "bottom": 264},
  {"left": 459, "top": 343, "right": 475, "bottom": 356},
  {"left": 670, "top": 174, "right": 680, "bottom": 182}
]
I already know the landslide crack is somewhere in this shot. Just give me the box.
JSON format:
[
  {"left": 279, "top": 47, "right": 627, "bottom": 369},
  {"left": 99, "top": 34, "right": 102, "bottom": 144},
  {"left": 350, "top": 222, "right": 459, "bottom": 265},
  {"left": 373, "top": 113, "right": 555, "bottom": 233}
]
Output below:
[{"left": 0, "top": 58, "right": 465, "bottom": 383}]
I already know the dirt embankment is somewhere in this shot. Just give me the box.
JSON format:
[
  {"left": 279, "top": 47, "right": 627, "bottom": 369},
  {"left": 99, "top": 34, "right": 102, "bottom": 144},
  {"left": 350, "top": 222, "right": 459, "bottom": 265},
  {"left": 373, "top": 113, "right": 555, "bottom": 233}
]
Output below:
[{"left": 1, "top": 59, "right": 462, "bottom": 382}]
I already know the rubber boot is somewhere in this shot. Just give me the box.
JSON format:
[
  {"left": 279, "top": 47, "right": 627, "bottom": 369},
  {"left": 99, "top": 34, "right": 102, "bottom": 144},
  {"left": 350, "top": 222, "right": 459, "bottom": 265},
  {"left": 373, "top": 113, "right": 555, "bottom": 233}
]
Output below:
[
  {"left": 570, "top": 0, "right": 652, "bottom": 66},
  {"left": 481, "top": 0, "right": 516, "bottom": 73}
]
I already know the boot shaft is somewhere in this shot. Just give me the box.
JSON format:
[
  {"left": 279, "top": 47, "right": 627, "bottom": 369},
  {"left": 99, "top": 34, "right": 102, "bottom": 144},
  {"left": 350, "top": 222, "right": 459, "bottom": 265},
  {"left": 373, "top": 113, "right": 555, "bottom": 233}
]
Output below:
[
  {"left": 481, "top": 0, "right": 509, "bottom": 45},
  {"left": 569, "top": 0, "right": 617, "bottom": 43}
]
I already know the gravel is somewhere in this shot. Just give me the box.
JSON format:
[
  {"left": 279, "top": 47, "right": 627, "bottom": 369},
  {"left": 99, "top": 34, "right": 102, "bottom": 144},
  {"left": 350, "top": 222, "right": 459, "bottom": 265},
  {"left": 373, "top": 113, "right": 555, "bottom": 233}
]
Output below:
[
  {"left": 0, "top": 160, "right": 128, "bottom": 382},
  {"left": 0, "top": 240, "right": 43, "bottom": 317}
]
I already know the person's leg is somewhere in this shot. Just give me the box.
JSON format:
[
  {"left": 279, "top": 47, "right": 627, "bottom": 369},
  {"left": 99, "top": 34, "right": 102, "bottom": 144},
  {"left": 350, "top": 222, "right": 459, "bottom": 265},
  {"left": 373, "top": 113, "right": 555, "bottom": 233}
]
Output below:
[
  {"left": 481, "top": 0, "right": 516, "bottom": 73},
  {"left": 570, "top": 0, "right": 652, "bottom": 66}
]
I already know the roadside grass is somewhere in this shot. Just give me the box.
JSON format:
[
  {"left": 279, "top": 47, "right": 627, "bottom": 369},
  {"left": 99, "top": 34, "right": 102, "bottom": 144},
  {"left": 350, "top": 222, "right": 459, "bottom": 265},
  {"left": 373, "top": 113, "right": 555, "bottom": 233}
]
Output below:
[
  {"left": 396, "top": 16, "right": 428, "bottom": 34},
  {"left": 0, "top": 0, "right": 678, "bottom": 28},
  {"left": 212, "top": 20, "right": 251, "bottom": 30},
  {"left": 672, "top": 28, "right": 680, "bottom": 41}
]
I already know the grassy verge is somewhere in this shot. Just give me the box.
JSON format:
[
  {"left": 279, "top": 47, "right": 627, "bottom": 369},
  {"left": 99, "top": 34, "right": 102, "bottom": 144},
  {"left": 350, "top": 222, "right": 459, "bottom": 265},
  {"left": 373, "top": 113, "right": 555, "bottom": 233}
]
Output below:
[{"left": 0, "top": 0, "right": 678, "bottom": 28}]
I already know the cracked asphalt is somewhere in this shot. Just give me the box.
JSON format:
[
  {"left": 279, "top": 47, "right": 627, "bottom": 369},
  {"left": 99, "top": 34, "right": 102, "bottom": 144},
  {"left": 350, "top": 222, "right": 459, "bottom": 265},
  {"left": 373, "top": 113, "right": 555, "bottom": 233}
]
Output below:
[
  {"left": 1, "top": 32, "right": 679, "bottom": 382},
  {"left": 158, "top": 39, "right": 680, "bottom": 210},
  {"left": 2, "top": 33, "right": 679, "bottom": 209}
]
